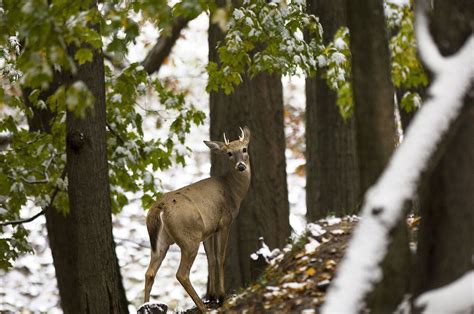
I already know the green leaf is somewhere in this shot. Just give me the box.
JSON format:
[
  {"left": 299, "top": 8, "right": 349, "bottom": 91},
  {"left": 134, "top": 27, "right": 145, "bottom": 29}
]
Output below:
[{"left": 74, "top": 48, "right": 93, "bottom": 65}]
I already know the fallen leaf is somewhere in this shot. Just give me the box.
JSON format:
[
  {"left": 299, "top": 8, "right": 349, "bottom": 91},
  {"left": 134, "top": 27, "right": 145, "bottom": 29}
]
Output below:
[{"left": 306, "top": 267, "right": 316, "bottom": 277}]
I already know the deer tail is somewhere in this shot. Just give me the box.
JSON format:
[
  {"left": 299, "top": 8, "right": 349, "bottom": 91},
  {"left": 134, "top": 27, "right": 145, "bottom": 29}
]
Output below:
[{"left": 146, "top": 203, "right": 163, "bottom": 252}]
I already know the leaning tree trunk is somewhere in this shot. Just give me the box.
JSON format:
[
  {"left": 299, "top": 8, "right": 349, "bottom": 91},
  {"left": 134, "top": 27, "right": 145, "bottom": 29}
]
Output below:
[
  {"left": 413, "top": 0, "right": 474, "bottom": 301},
  {"left": 347, "top": 0, "right": 410, "bottom": 312},
  {"left": 42, "top": 47, "right": 128, "bottom": 312},
  {"left": 305, "top": 0, "right": 359, "bottom": 221},
  {"left": 209, "top": 8, "right": 290, "bottom": 292}
]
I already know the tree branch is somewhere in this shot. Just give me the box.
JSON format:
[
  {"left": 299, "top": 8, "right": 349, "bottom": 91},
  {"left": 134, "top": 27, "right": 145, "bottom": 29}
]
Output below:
[
  {"left": 106, "top": 122, "right": 125, "bottom": 144},
  {"left": 142, "top": 16, "right": 192, "bottom": 75},
  {"left": 0, "top": 168, "right": 66, "bottom": 227},
  {"left": 322, "top": 6, "right": 474, "bottom": 313}
]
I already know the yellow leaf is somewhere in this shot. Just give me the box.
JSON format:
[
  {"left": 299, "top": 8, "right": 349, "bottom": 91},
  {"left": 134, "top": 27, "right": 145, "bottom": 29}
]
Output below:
[{"left": 306, "top": 267, "right": 316, "bottom": 277}]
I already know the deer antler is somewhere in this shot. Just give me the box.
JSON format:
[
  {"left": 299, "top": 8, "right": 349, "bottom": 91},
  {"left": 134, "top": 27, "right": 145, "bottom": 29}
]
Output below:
[
  {"left": 223, "top": 132, "right": 230, "bottom": 145},
  {"left": 239, "top": 127, "right": 245, "bottom": 142}
]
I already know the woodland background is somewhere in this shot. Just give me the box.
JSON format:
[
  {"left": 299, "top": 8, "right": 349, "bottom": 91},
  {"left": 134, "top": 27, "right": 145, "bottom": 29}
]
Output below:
[{"left": 0, "top": 0, "right": 472, "bottom": 313}]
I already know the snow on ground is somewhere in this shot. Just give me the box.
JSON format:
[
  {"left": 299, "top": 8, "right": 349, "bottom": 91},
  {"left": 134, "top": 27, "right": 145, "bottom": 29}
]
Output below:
[{"left": 0, "top": 13, "right": 307, "bottom": 312}]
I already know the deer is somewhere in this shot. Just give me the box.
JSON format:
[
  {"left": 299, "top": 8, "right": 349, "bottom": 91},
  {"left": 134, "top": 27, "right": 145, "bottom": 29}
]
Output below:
[{"left": 144, "top": 126, "right": 251, "bottom": 312}]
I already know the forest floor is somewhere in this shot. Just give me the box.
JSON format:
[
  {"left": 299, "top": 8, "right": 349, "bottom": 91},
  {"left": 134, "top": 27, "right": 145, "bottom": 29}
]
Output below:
[
  {"left": 218, "top": 217, "right": 356, "bottom": 314},
  {"left": 168, "top": 216, "right": 358, "bottom": 314},
  {"left": 175, "top": 215, "right": 419, "bottom": 314}
]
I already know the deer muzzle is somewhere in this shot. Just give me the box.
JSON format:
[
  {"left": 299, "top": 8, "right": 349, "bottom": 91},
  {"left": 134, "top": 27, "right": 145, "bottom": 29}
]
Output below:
[{"left": 237, "top": 162, "right": 247, "bottom": 172}]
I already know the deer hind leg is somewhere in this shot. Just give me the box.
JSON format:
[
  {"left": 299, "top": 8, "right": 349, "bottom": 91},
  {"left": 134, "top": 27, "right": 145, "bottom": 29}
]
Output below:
[
  {"left": 176, "top": 241, "right": 207, "bottom": 313},
  {"left": 203, "top": 235, "right": 217, "bottom": 302},
  {"left": 144, "top": 231, "right": 170, "bottom": 303}
]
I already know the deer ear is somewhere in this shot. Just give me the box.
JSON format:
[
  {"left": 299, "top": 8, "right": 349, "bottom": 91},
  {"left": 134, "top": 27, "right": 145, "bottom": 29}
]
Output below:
[
  {"left": 204, "top": 140, "right": 226, "bottom": 153},
  {"left": 243, "top": 126, "right": 251, "bottom": 143}
]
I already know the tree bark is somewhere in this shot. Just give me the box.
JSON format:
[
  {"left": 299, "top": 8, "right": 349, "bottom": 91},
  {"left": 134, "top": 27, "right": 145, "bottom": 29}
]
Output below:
[
  {"left": 48, "top": 46, "right": 128, "bottom": 313},
  {"left": 209, "top": 8, "right": 290, "bottom": 292},
  {"left": 413, "top": 0, "right": 474, "bottom": 300},
  {"left": 348, "top": 0, "right": 398, "bottom": 192},
  {"left": 305, "top": 0, "right": 359, "bottom": 221},
  {"left": 24, "top": 48, "right": 129, "bottom": 313},
  {"left": 347, "top": 0, "right": 410, "bottom": 311}
]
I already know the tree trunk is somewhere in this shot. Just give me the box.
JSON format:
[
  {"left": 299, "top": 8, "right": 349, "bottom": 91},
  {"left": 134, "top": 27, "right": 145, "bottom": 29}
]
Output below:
[
  {"left": 305, "top": 0, "right": 359, "bottom": 221},
  {"left": 348, "top": 0, "right": 397, "bottom": 192},
  {"left": 209, "top": 10, "right": 290, "bottom": 292},
  {"left": 413, "top": 0, "right": 474, "bottom": 300},
  {"left": 346, "top": 0, "right": 410, "bottom": 311},
  {"left": 26, "top": 46, "right": 129, "bottom": 312}
]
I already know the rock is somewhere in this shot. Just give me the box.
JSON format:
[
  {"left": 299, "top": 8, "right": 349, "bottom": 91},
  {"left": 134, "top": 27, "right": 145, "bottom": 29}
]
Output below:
[{"left": 137, "top": 302, "right": 168, "bottom": 314}]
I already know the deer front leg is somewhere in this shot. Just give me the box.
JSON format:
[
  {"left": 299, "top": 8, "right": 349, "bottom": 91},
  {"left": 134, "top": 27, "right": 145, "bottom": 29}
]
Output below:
[
  {"left": 203, "top": 235, "right": 218, "bottom": 302},
  {"left": 216, "top": 226, "right": 230, "bottom": 302}
]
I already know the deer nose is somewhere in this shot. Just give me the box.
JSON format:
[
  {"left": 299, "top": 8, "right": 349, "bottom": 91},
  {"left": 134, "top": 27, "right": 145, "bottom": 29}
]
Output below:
[{"left": 237, "top": 162, "right": 246, "bottom": 172}]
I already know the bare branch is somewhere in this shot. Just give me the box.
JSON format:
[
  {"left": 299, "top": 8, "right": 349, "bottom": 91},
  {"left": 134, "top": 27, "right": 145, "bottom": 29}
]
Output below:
[
  {"left": 142, "top": 16, "right": 192, "bottom": 75},
  {"left": 0, "top": 168, "right": 66, "bottom": 227},
  {"left": 13, "top": 153, "right": 57, "bottom": 185}
]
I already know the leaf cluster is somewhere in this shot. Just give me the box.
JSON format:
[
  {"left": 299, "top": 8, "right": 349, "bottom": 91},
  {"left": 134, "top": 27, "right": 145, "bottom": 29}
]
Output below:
[
  {"left": 208, "top": 1, "right": 427, "bottom": 118},
  {"left": 0, "top": 0, "right": 206, "bottom": 268},
  {"left": 207, "top": 0, "right": 323, "bottom": 94}
]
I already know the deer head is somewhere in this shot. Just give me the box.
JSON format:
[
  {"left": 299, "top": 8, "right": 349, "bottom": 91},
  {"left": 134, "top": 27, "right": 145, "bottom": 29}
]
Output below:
[{"left": 204, "top": 126, "right": 251, "bottom": 172}]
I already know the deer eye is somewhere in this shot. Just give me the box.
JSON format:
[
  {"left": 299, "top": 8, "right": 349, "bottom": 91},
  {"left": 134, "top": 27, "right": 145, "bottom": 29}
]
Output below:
[
  {"left": 227, "top": 152, "right": 233, "bottom": 157},
  {"left": 242, "top": 148, "right": 247, "bottom": 153}
]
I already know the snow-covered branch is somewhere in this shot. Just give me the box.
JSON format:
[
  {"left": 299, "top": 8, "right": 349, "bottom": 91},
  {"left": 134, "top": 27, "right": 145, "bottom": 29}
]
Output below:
[
  {"left": 415, "top": 271, "right": 474, "bottom": 313},
  {"left": 0, "top": 168, "right": 66, "bottom": 227},
  {"left": 322, "top": 8, "right": 474, "bottom": 314}
]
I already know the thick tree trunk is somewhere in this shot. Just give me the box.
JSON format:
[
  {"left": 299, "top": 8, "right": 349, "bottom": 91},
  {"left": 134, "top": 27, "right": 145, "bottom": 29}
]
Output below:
[
  {"left": 413, "top": 0, "right": 474, "bottom": 300},
  {"left": 25, "top": 47, "right": 128, "bottom": 312},
  {"left": 347, "top": 0, "right": 410, "bottom": 312},
  {"left": 209, "top": 11, "right": 290, "bottom": 292},
  {"left": 348, "top": 0, "right": 397, "bottom": 192},
  {"left": 305, "top": 0, "right": 359, "bottom": 221},
  {"left": 51, "top": 47, "right": 127, "bottom": 313}
]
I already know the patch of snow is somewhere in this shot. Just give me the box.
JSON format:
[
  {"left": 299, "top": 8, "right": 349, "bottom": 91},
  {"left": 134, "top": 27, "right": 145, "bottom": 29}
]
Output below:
[
  {"left": 395, "top": 294, "right": 412, "bottom": 314},
  {"left": 334, "top": 38, "right": 346, "bottom": 50},
  {"left": 331, "top": 52, "right": 346, "bottom": 65},
  {"left": 282, "top": 282, "right": 306, "bottom": 290},
  {"left": 415, "top": 271, "right": 474, "bottom": 314},
  {"left": 251, "top": 237, "right": 281, "bottom": 263},
  {"left": 317, "top": 55, "right": 327, "bottom": 67},
  {"left": 111, "top": 93, "right": 122, "bottom": 103},
  {"left": 307, "top": 223, "right": 326, "bottom": 237},
  {"left": 324, "top": 216, "right": 342, "bottom": 226},
  {"left": 304, "top": 238, "right": 320, "bottom": 254}
]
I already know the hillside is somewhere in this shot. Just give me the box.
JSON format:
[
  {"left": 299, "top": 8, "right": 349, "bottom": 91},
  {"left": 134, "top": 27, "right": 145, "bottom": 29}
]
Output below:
[{"left": 219, "top": 217, "right": 357, "bottom": 313}]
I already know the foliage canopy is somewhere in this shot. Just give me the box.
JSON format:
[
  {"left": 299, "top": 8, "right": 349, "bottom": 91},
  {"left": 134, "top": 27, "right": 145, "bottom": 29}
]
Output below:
[{"left": 0, "top": 0, "right": 426, "bottom": 268}]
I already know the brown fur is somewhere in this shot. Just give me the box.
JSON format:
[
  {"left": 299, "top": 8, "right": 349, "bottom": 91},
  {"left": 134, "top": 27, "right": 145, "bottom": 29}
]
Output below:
[{"left": 143, "top": 127, "right": 252, "bottom": 312}]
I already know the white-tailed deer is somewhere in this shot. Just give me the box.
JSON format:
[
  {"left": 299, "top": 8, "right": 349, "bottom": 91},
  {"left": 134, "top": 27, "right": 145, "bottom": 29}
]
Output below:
[{"left": 144, "top": 126, "right": 251, "bottom": 312}]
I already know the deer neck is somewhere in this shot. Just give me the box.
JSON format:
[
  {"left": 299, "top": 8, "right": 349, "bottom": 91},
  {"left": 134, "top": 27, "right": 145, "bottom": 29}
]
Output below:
[{"left": 223, "top": 166, "right": 251, "bottom": 205}]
